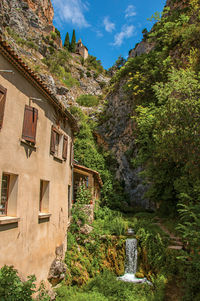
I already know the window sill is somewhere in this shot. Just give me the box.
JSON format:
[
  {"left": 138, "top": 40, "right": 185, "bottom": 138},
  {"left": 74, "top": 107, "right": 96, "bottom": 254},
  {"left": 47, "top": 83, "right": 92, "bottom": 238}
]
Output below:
[
  {"left": 38, "top": 212, "right": 51, "bottom": 219},
  {"left": 53, "top": 155, "right": 63, "bottom": 163},
  {"left": 20, "top": 139, "right": 37, "bottom": 150},
  {"left": 0, "top": 216, "right": 20, "bottom": 225}
]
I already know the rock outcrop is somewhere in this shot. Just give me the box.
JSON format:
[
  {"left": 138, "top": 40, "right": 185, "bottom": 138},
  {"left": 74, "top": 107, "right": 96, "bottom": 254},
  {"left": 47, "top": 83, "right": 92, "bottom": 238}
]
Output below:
[
  {"left": 98, "top": 82, "right": 149, "bottom": 208},
  {"left": 129, "top": 41, "right": 155, "bottom": 58},
  {"left": 0, "top": 0, "right": 54, "bottom": 36},
  {"left": 0, "top": 0, "right": 110, "bottom": 113}
]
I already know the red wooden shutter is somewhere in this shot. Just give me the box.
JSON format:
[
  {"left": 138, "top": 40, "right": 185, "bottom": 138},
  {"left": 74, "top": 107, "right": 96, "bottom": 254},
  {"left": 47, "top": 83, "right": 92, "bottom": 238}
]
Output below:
[
  {"left": 50, "top": 126, "right": 56, "bottom": 154},
  {"left": 0, "top": 85, "right": 7, "bottom": 129},
  {"left": 22, "top": 105, "right": 38, "bottom": 143},
  {"left": 62, "top": 135, "right": 68, "bottom": 160}
]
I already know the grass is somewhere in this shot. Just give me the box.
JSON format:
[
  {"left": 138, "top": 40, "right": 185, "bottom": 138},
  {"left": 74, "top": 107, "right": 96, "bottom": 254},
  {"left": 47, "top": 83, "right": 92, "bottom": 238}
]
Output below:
[
  {"left": 56, "top": 271, "right": 158, "bottom": 301},
  {"left": 76, "top": 94, "right": 99, "bottom": 107},
  {"left": 62, "top": 73, "right": 80, "bottom": 88}
]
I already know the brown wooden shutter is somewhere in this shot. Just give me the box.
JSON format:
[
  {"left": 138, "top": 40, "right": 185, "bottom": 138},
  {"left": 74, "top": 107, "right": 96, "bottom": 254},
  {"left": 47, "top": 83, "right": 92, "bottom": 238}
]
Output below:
[
  {"left": 62, "top": 135, "right": 68, "bottom": 160},
  {"left": 22, "top": 105, "right": 38, "bottom": 143},
  {"left": 50, "top": 126, "right": 56, "bottom": 154},
  {"left": 70, "top": 141, "right": 74, "bottom": 165},
  {"left": 0, "top": 85, "right": 7, "bottom": 129}
]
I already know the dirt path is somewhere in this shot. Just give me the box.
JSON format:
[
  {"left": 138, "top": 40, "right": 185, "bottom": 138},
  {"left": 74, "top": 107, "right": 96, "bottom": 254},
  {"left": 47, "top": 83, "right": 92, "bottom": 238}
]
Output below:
[{"left": 154, "top": 219, "right": 183, "bottom": 250}]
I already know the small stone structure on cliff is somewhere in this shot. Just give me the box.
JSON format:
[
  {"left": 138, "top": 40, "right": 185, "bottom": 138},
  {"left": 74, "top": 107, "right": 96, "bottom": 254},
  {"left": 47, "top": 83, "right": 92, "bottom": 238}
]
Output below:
[{"left": 76, "top": 39, "right": 88, "bottom": 60}]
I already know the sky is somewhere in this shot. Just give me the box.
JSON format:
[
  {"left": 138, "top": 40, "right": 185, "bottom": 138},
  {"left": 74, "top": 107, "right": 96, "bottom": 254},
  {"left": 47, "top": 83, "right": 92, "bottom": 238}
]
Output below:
[{"left": 51, "top": 0, "right": 166, "bottom": 69}]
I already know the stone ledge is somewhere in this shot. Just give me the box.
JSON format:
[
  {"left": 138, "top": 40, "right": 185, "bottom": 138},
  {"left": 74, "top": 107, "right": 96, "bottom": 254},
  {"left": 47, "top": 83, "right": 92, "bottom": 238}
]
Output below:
[
  {"left": 38, "top": 212, "right": 51, "bottom": 219},
  {"left": 0, "top": 216, "right": 20, "bottom": 225}
]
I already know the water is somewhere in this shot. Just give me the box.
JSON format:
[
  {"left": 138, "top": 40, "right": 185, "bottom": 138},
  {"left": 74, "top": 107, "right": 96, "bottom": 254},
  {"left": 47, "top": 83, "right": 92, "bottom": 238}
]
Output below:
[{"left": 118, "top": 238, "right": 152, "bottom": 284}]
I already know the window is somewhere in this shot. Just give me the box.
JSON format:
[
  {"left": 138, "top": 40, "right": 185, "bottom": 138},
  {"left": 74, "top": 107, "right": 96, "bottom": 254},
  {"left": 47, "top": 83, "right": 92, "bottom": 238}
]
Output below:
[
  {"left": 0, "top": 84, "right": 7, "bottom": 130},
  {"left": 50, "top": 126, "right": 68, "bottom": 161},
  {"left": 50, "top": 126, "right": 60, "bottom": 157},
  {"left": 0, "top": 173, "right": 18, "bottom": 217},
  {"left": 22, "top": 105, "right": 38, "bottom": 144},
  {"left": 39, "top": 180, "right": 49, "bottom": 213},
  {"left": 0, "top": 174, "right": 10, "bottom": 216}
]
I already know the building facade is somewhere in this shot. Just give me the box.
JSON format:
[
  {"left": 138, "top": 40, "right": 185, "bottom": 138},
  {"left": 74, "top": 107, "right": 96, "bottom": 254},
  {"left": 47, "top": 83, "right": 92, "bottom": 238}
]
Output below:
[
  {"left": 0, "top": 37, "right": 77, "bottom": 285},
  {"left": 76, "top": 39, "right": 88, "bottom": 60},
  {"left": 73, "top": 163, "right": 102, "bottom": 204}
]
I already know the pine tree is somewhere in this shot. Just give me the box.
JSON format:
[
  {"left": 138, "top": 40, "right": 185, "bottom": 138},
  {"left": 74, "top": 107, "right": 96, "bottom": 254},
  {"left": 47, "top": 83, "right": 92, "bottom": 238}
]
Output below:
[
  {"left": 64, "top": 32, "right": 70, "bottom": 50},
  {"left": 70, "top": 29, "right": 76, "bottom": 53}
]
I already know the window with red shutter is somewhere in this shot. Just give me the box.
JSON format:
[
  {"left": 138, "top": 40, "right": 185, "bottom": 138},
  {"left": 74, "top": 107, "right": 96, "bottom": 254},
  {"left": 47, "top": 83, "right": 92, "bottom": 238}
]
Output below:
[
  {"left": 22, "top": 105, "right": 38, "bottom": 143},
  {"left": 62, "top": 135, "right": 68, "bottom": 160},
  {"left": 0, "top": 84, "right": 7, "bottom": 130}
]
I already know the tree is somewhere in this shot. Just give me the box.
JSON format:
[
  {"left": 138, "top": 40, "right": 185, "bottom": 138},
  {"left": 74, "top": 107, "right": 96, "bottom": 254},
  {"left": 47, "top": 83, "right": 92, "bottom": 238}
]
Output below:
[
  {"left": 114, "top": 55, "right": 126, "bottom": 69},
  {"left": 64, "top": 32, "right": 70, "bottom": 50},
  {"left": 142, "top": 28, "right": 148, "bottom": 40},
  {"left": 70, "top": 29, "right": 76, "bottom": 53}
]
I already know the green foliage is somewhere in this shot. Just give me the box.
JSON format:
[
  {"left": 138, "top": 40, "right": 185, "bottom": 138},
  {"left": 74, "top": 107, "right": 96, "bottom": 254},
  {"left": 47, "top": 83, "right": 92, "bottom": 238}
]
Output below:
[
  {"left": 55, "top": 27, "right": 61, "bottom": 38},
  {"left": 70, "top": 29, "right": 76, "bottom": 53},
  {"left": 76, "top": 185, "right": 92, "bottom": 204},
  {"left": 0, "top": 265, "right": 36, "bottom": 300},
  {"left": 6, "top": 27, "right": 38, "bottom": 50},
  {"left": 62, "top": 72, "right": 80, "bottom": 88},
  {"left": 93, "top": 206, "right": 127, "bottom": 235},
  {"left": 76, "top": 94, "right": 99, "bottom": 107},
  {"left": 85, "top": 55, "right": 104, "bottom": 73},
  {"left": 64, "top": 32, "right": 70, "bottom": 50},
  {"left": 56, "top": 285, "right": 107, "bottom": 301},
  {"left": 86, "top": 70, "right": 91, "bottom": 77},
  {"left": 70, "top": 109, "right": 127, "bottom": 210},
  {"left": 0, "top": 266, "right": 51, "bottom": 301},
  {"left": 42, "top": 49, "right": 79, "bottom": 88},
  {"left": 50, "top": 31, "right": 57, "bottom": 41}
]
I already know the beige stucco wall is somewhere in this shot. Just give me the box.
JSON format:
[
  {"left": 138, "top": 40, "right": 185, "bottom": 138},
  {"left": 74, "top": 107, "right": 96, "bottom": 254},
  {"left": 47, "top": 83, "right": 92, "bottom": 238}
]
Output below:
[{"left": 0, "top": 54, "right": 73, "bottom": 285}]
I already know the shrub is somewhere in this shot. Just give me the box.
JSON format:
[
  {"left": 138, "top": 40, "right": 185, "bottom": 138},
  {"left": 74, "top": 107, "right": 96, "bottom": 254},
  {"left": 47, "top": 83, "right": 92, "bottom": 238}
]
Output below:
[
  {"left": 62, "top": 73, "right": 80, "bottom": 88},
  {"left": 76, "top": 94, "right": 99, "bottom": 107},
  {"left": 50, "top": 31, "right": 57, "bottom": 41},
  {"left": 0, "top": 265, "right": 36, "bottom": 300},
  {"left": 86, "top": 71, "right": 91, "bottom": 77},
  {"left": 76, "top": 185, "right": 92, "bottom": 204}
]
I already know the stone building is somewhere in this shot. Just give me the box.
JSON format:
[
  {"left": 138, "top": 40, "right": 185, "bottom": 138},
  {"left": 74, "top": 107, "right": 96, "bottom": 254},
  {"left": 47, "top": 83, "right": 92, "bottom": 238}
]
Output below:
[
  {"left": 0, "top": 36, "right": 78, "bottom": 286},
  {"left": 73, "top": 163, "right": 102, "bottom": 204},
  {"left": 76, "top": 39, "right": 89, "bottom": 60}
]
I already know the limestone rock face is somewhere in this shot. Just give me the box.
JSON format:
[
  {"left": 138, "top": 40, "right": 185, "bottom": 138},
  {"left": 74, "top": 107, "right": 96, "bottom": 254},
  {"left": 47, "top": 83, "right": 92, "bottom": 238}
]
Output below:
[
  {"left": 98, "top": 81, "right": 150, "bottom": 208},
  {"left": 22, "top": 0, "right": 54, "bottom": 25},
  {"left": 129, "top": 41, "right": 155, "bottom": 58},
  {"left": 0, "top": 0, "right": 54, "bottom": 36},
  {"left": 48, "top": 245, "right": 67, "bottom": 286}
]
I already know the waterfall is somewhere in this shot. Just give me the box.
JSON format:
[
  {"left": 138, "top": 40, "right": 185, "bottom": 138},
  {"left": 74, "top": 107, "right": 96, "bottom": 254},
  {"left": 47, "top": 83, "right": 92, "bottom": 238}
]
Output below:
[
  {"left": 118, "top": 238, "right": 151, "bottom": 284},
  {"left": 125, "top": 239, "right": 138, "bottom": 274}
]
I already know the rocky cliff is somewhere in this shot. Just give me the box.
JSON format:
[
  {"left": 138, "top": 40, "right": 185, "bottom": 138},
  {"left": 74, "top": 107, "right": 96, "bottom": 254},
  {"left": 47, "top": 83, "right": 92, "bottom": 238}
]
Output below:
[
  {"left": 98, "top": 82, "right": 149, "bottom": 208},
  {"left": 98, "top": 0, "right": 192, "bottom": 208},
  {"left": 0, "top": 0, "right": 110, "bottom": 112}
]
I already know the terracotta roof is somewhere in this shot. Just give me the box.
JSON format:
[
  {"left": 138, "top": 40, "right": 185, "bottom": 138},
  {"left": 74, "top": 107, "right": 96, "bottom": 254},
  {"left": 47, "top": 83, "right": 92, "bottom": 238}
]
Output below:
[
  {"left": 74, "top": 163, "right": 103, "bottom": 187},
  {"left": 0, "top": 36, "right": 78, "bottom": 132}
]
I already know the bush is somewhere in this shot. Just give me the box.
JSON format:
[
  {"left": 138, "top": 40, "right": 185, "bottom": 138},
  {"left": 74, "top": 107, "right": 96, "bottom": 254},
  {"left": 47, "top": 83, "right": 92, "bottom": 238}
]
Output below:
[
  {"left": 50, "top": 31, "right": 57, "bottom": 40},
  {"left": 62, "top": 73, "right": 80, "bottom": 88},
  {"left": 76, "top": 94, "right": 99, "bottom": 107},
  {"left": 0, "top": 265, "right": 36, "bottom": 300},
  {"left": 76, "top": 185, "right": 92, "bottom": 204},
  {"left": 86, "top": 71, "right": 91, "bottom": 77}
]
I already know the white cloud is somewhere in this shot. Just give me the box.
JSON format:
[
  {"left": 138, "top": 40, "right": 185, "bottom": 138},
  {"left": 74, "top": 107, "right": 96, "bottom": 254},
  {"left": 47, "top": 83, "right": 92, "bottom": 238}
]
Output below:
[
  {"left": 125, "top": 5, "right": 137, "bottom": 18},
  {"left": 52, "top": 0, "right": 90, "bottom": 28},
  {"left": 103, "top": 16, "right": 115, "bottom": 33},
  {"left": 112, "top": 25, "right": 135, "bottom": 46}
]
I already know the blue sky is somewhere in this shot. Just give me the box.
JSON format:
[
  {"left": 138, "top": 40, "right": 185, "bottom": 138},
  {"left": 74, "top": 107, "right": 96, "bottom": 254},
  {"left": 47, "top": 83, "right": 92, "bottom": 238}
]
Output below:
[{"left": 52, "top": 0, "right": 166, "bottom": 69}]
